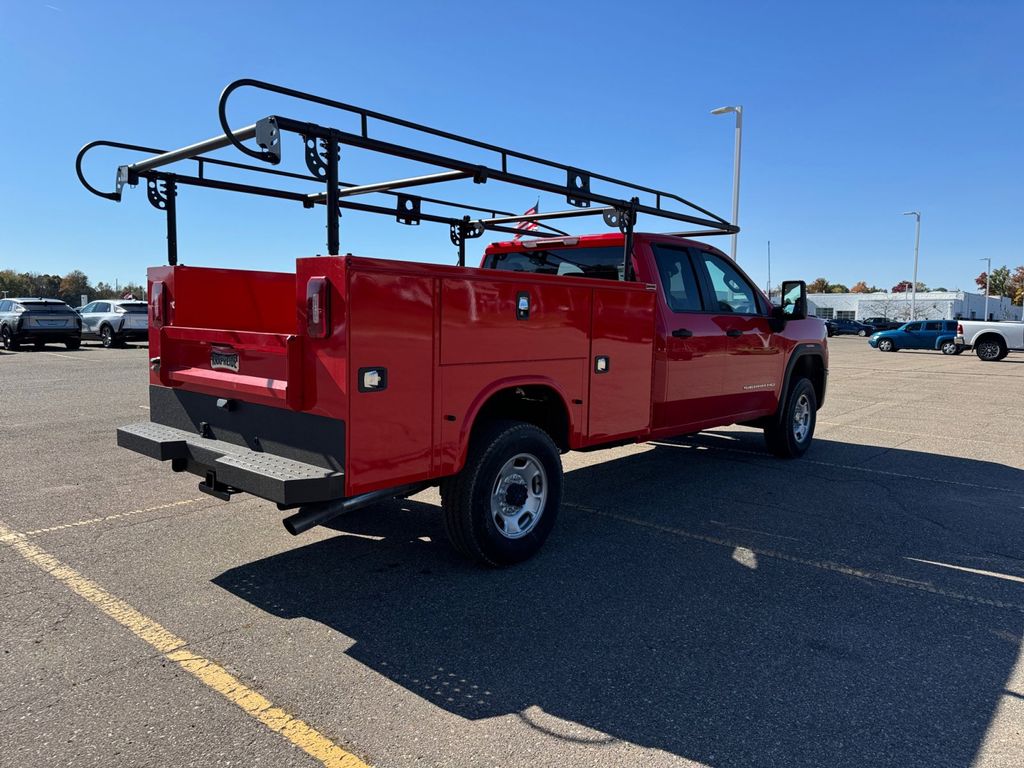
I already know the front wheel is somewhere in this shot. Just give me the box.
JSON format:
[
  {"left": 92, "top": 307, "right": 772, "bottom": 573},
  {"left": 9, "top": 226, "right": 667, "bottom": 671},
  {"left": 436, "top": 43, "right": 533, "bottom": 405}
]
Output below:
[
  {"left": 100, "top": 324, "right": 115, "bottom": 348},
  {"left": 440, "top": 420, "right": 563, "bottom": 566},
  {"left": 764, "top": 377, "right": 818, "bottom": 458},
  {"left": 878, "top": 338, "right": 895, "bottom": 352},
  {"left": 940, "top": 340, "right": 958, "bottom": 355},
  {"left": 953, "top": 347, "right": 965, "bottom": 355}
]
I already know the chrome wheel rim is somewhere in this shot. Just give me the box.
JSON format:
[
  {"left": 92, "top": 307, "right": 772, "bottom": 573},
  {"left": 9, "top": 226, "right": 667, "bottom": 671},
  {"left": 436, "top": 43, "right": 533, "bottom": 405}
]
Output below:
[
  {"left": 792, "top": 393, "right": 812, "bottom": 443},
  {"left": 490, "top": 453, "right": 547, "bottom": 539},
  {"left": 978, "top": 342, "right": 1000, "bottom": 360}
]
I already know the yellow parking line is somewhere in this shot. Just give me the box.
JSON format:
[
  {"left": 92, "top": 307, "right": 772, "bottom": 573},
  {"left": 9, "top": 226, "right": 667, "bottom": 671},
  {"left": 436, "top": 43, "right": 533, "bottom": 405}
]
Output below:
[
  {"left": 23, "top": 499, "right": 204, "bottom": 536},
  {"left": 0, "top": 519, "right": 370, "bottom": 768}
]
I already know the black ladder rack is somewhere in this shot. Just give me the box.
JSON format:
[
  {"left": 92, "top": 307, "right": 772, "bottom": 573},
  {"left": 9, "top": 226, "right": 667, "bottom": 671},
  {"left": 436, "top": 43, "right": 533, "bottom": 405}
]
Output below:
[{"left": 77, "top": 78, "right": 738, "bottom": 273}]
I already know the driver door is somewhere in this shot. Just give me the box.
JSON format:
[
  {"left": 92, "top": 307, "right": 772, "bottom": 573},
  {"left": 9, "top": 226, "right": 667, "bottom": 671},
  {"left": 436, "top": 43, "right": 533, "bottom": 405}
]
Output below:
[{"left": 690, "top": 249, "right": 785, "bottom": 419}]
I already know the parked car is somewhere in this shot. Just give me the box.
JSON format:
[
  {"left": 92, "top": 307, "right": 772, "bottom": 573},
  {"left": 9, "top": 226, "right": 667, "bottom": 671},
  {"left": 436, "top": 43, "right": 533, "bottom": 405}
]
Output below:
[
  {"left": 868, "top": 320, "right": 962, "bottom": 354},
  {"left": 826, "top": 318, "right": 875, "bottom": 337},
  {"left": 77, "top": 299, "right": 149, "bottom": 347},
  {"left": 861, "top": 316, "right": 901, "bottom": 331},
  {"left": 955, "top": 319, "right": 1024, "bottom": 361},
  {"left": 0, "top": 298, "right": 82, "bottom": 350},
  {"left": 82, "top": 78, "right": 830, "bottom": 567}
]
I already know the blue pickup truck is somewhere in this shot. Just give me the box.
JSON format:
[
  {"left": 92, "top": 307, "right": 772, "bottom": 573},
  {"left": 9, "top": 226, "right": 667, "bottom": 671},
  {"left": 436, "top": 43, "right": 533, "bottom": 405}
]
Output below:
[{"left": 868, "top": 320, "right": 963, "bottom": 354}]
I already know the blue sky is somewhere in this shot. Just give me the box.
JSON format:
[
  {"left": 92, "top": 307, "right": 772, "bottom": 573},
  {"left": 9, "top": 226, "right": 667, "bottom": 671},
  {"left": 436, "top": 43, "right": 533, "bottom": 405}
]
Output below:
[{"left": 1, "top": 0, "right": 1021, "bottom": 293}]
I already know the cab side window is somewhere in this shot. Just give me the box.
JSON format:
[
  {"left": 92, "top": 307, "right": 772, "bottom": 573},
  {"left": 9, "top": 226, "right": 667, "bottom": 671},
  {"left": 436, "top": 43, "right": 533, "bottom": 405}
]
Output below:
[
  {"left": 651, "top": 245, "right": 703, "bottom": 312},
  {"left": 694, "top": 251, "right": 760, "bottom": 314}
]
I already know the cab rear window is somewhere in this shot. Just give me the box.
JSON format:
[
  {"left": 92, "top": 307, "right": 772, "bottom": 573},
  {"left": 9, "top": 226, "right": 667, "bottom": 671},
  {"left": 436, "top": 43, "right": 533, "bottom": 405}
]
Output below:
[{"left": 485, "top": 247, "right": 624, "bottom": 281}]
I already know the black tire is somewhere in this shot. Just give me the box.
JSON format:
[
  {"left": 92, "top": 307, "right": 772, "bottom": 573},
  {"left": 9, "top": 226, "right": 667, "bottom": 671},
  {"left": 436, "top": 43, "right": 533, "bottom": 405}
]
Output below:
[
  {"left": 878, "top": 338, "right": 895, "bottom": 352},
  {"left": 858, "top": 329, "right": 867, "bottom": 337},
  {"left": 976, "top": 338, "right": 1005, "bottom": 362},
  {"left": 440, "top": 420, "right": 563, "bottom": 567},
  {"left": 939, "top": 340, "right": 958, "bottom": 356},
  {"left": 33, "top": 340, "right": 46, "bottom": 350},
  {"left": 953, "top": 347, "right": 964, "bottom": 355},
  {"left": 100, "top": 324, "right": 115, "bottom": 348},
  {"left": 1, "top": 325, "right": 20, "bottom": 351},
  {"left": 764, "top": 377, "right": 817, "bottom": 459},
  {"left": 65, "top": 338, "right": 81, "bottom": 351}
]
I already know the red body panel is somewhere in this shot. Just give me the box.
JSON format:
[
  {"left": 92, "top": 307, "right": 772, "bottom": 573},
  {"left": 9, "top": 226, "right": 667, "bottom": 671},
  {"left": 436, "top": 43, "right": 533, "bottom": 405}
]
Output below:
[{"left": 147, "top": 234, "right": 826, "bottom": 499}]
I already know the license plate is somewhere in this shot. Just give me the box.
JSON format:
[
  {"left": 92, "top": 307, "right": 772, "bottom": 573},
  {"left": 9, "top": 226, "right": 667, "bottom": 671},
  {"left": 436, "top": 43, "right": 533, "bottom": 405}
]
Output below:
[
  {"left": 210, "top": 348, "right": 239, "bottom": 372},
  {"left": 41, "top": 319, "right": 66, "bottom": 327}
]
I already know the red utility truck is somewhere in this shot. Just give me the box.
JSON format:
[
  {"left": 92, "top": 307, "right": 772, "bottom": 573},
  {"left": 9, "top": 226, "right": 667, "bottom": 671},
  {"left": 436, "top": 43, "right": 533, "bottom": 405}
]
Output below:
[{"left": 78, "top": 80, "right": 826, "bottom": 565}]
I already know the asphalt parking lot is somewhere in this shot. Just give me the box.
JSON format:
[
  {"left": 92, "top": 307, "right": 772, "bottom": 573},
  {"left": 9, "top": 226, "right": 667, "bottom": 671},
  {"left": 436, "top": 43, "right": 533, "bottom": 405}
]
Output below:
[{"left": 1, "top": 336, "right": 1022, "bottom": 768}]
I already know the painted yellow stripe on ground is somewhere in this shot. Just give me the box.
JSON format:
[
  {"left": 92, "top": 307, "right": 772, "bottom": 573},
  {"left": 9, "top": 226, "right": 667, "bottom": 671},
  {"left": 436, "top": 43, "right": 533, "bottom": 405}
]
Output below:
[
  {"left": 0, "top": 520, "right": 370, "bottom": 768},
  {"left": 23, "top": 499, "right": 203, "bottom": 536}
]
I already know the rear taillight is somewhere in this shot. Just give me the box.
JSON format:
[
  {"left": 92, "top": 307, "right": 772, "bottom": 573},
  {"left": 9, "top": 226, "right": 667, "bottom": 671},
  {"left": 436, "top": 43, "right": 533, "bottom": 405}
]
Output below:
[
  {"left": 306, "top": 276, "right": 330, "bottom": 338},
  {"left": 150, "top": 281, "right": 166, "bottom": 327},
  {"left": 956, "top": 323, "right": 963, "bottom": 335}
]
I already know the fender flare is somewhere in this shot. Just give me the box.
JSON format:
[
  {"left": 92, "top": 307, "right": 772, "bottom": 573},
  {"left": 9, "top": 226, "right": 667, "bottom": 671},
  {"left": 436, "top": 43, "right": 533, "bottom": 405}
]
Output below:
[
  {"left": 449, "top": 375, "right": 578, "bottom": 475},
  {"left": 777, "top": 343, "right": 827, "bottom": 422}
]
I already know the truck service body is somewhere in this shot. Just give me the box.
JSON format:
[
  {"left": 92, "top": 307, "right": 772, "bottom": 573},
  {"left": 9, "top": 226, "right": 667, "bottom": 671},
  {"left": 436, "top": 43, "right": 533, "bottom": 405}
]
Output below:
[{"left": 80, "top": 79, "right": 827, "bottom": 564}]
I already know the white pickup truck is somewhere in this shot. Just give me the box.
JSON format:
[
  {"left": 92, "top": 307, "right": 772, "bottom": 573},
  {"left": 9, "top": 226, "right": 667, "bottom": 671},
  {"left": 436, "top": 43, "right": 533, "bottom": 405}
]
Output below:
[{"left": 955, "top": 320, "right": 1024, "bottom": 361}]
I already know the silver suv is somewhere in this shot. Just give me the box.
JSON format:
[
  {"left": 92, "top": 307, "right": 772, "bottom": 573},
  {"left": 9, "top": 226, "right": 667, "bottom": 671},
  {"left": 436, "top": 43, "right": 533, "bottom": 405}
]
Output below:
[
  {"left": 0, "top": 298, "right": 82, "bottom": 350},
  {"left": 77, "top": 299, "right": 149, "bottom": 347}
]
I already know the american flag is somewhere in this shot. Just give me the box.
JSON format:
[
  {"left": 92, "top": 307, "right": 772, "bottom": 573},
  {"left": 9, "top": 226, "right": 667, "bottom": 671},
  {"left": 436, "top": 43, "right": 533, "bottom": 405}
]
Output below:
[{"left": 512, "top": 200, "right": 540, "bottom": 241}]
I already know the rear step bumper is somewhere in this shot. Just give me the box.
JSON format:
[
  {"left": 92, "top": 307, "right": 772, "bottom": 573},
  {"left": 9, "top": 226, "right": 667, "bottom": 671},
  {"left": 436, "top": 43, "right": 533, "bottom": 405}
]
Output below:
[{"left": 117, "top": 422, "right": 344, "bottom": 506}]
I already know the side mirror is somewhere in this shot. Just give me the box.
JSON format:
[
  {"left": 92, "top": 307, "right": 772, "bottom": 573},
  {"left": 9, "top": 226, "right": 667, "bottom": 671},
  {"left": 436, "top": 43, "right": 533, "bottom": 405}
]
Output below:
[{"left": 778, "top": 280, "right": 807, "bottom": 320}]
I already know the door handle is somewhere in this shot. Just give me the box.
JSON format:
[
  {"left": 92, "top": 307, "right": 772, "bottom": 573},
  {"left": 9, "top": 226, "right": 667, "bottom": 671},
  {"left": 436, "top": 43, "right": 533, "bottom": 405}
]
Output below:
[
  {"left": 726, "top": 329, "right": 742, "bottom": 337},
  {"left": 671, "top": 328, "right": 693, "bottom": 338}
]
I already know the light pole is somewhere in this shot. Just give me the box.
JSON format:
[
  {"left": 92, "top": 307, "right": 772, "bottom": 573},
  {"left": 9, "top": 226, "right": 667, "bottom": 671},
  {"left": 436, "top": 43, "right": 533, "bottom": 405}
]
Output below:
[
  {"left": 980, "top": 257, "right": 991, "bottom": 320},
  {"left": 711, "top": 105, "right": 743, "bottom": 261},
  {"left": 903, "top": 211, "right": 921, "bottom": 320}
]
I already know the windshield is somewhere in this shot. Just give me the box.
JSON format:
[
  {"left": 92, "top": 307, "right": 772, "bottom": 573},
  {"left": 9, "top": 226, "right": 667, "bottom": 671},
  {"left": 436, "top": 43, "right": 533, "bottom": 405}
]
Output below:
[{"left": 486, "top": 247, "right": 624, "bottom": 281}]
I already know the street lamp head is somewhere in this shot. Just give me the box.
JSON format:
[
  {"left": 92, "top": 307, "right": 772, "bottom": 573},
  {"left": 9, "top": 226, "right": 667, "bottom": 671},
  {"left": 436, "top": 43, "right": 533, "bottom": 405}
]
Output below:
[
  {"left": 710, "top": 106, "right": 740, "bottom": 115},
  {"left": 902, "top": 211, "right": 920, "bottom": 218}
]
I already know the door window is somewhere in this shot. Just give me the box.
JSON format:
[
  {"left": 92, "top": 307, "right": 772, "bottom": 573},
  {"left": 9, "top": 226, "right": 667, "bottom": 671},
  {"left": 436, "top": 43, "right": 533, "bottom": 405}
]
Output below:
[
  {"left": 94, "top": 302, "right": 110, "bottom": 313},
  {"left": 694, "top": 251, "right": 760, "bottom": 314},
  {"left": 80, "top": 302, "right": 96, "bottom": 313},
  {"left": 651, "top": 245, "right": 703, "bottom": 312},
  {"left": 924, "top": 321, "right": 942, "bottom": 331},
  {"left": 0, "top": 301, "right": 9, "bottom": 312},
  {"left": 904, "top": 322, "right": 922, "bottom": 331}
]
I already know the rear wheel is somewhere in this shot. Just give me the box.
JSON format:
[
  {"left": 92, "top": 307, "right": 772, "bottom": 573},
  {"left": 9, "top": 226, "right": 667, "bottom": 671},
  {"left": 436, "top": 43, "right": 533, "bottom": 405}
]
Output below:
[
  {"left": 100, "top": 324, "right": 115, "bottom": 348},
  {"left": 33, "top": 340, "right": 46, "bottom": 350},
  {"left": 878, "top": 338, "right": 895, "bottom": 352},
  {"left": 976, "top": 339, "right": 1005, "bottom": 362},
  {"left": 764, "top": 377, "right": 817, "bottom": 458},
  {"left": 858, "top": 329, "right": 867, "bottom": 337},
  {"left": 953, "top": 346, "right": 965, "bottom": 355},
  {"left": 440, "top": 420, "right": 562, "bottom": 566},
  {"left": 1, "top": 326, "right": 20, "bottom": 351},
  {"left": 65, "top": 338, "right": 81, "bottom": 350},
  {"left": 940, "top": 340, "right": 958, "bottom": 355}
]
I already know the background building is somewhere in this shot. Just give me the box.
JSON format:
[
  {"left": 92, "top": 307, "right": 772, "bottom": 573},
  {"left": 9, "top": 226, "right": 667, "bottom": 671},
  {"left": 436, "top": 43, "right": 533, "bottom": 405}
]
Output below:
[{"left": 807, "top": 291, "right": 1022, "bottom": 322}]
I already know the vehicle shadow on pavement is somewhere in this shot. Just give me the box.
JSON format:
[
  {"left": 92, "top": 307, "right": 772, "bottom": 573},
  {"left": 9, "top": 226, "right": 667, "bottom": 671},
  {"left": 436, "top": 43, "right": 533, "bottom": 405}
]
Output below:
[{"left": 215, "top": 433, "right": 1024, "bottom": 767}]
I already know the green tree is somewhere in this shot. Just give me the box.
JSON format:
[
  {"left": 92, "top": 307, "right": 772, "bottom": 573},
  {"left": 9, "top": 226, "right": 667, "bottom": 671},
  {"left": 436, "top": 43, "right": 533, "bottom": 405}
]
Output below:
[
  {"left": 827, "top": 284, "right": 849, "bottom": 293},
  {"left": 58, "top": 270, "right": 91, "bottom": 305},
  {"left": 976, "top": 266, "right": 1012, "bottom": 296}
]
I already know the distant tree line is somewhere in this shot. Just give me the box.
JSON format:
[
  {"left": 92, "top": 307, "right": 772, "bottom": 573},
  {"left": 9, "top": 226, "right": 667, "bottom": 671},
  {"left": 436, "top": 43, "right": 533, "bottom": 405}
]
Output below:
[
  {"left": 975, "top": 265, "right": 1024, "bottom": 304},
  {"left": 0, "top": 269, "right": 145, "bottom": 305},
  {"left": 807, "top": 264, "right": 1024, "bottom": 304},
  {"left": 806, "top": 278, "right": 942, "bottom": 294}
]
